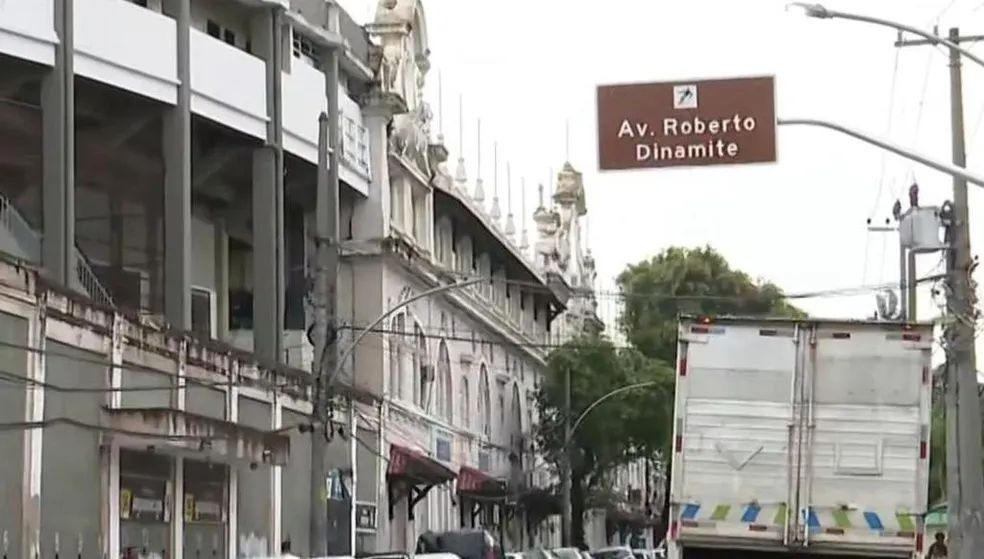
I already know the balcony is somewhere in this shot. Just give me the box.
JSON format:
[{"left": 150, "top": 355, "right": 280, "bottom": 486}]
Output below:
[
  {"left": 339, "top": 89, "right": 370, "bottom": 192},
  {"left": 282, "top": 60, "right": 328, "bottom": 165},
  {"left": 0, "top": 0, "right": 57, "bottom": 65},
  {"left": 74, "top": 0, "right": 177, "bottom": 104},
  {"left": 190, "top": 29, "right": 267, "bottom": 139},
  {"left": 227, "top": 329, "right": 313, "bottom": 371},
  {"left": 282, "top": 61, "right": 370, "bottom": 195}
]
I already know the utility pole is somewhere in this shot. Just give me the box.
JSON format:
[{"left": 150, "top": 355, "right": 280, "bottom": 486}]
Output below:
[
  {"left": 561, "top": 365, "right": 572, "bottom": 547},
  {"left": 898, "top": 27, "right": 984, "bottom": 558},
  {"left": 310, "top": 44, "right": 342, "bottom": 556}
]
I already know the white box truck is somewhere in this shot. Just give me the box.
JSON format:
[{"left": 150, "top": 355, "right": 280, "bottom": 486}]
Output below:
[{"left": 666, "top": 316, "right": 933, "bottom": 559}]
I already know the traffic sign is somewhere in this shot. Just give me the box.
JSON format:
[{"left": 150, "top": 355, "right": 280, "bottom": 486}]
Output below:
[{"left": 596, "top": 75, "right": 777, "bottom": 171}]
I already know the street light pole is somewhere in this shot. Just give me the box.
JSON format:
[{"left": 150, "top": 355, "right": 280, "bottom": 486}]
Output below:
[
  {"left": 561, "top": 366, "right": 572, "bottom": 547},
  {"left": 787, "top": 3, "right": 984, "bottom": 68},
  {"left": 776, "top": 118, "right": 984, "bottom": 187},
  {"left": 560, "top": 380, "right": 661, "bottom": 548},
  {"left": 942, "top": 27, "right": 984, "bottom": 557}
]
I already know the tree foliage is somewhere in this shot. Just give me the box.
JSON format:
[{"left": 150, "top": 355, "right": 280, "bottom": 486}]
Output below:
[
  {"left": 618, "top": 246, "right": 805, "bottom": 363},
  {"left": 535, "top": 335, "right": 674, "bottom": 547}
]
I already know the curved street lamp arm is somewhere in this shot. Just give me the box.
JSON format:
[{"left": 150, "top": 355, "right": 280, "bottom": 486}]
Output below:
[
  {"left": 566, "top": 381, "right": 660, "bottom": 445},
  {"left": 777, "top": 117, "right": 984, "bottom": 188},
  {"left": 324, "top": 276, "right": 488, "bottom": 387},
  {"left": 787, "top": 3, "right": 984, "bottom": 69}
]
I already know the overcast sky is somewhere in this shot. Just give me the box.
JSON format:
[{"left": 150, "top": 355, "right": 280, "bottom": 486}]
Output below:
[{"left": 339, "top": 0, "right": 984, "bottom": 341}]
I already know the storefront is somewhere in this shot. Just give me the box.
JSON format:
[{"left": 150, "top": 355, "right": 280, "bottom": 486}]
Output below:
[
  {"left": 108, "top": 408, "right": 290, "bottom": 559},
  {"left": 457, "top": 466, "right": 509, "bottom": 541},
  {"left": 386, "top": 444, "right": 456, "bottom": 550},
  {"left": 119, "top": 450, "right": 172, "bottom": 558}
]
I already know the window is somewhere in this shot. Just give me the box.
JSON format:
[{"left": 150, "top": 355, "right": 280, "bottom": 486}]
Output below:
[
  {"left": 413, "top": 324, "right": 429, "bottom": 408},
  {"left": 206, "top": 19, "right": 221, "bottom": 39},
  {"left": 389, "top": 314, "right": 406, "bottom": 399},
  {"left": 292, "top": 33, "right": 321, "bottom": 66},
  {"left": 478, "top": 366, "right": 491, "bottom": 438},
  {"left": 190, "top": 287, "right": 215, "bottom": 339},
  {"left": 459, "top": 377, "right": 470, "bottom": 430},
  {"left": 128, "top": 0, "right": 148, "bottom": 6},
  {"left": 498, "top": 390, "right": 505, "bottom": 435},
  {"left": 436, "top": 342, "right": 452, "bottom": 422},
  {"left": 223, "top": 28, "right": 236, "bottom": 46}
]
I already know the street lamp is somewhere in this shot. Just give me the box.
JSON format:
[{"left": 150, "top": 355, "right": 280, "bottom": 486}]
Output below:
[{"left": 787, "top": 2, "right": 984, "bottom": 69}]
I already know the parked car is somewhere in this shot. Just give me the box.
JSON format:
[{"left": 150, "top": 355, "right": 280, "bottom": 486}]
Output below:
[
  {"left": 550, "top": 547, "right": 583, "bottom": 559},
  {"left": 589, "top": 547, "right": 633, "bottom": 559},
  {"left": 417, "top": 529, "right": 502, "bottom": 559}
]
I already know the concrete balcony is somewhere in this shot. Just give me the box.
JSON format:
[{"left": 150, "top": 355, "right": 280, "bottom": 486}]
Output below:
[
  {"left": 190, "top": 28, "right": 267, "bottom": 139},
  {"left": 0, "top": 0, "right": 57, "bottom": 65},
  {"left": 75, "top": 0, "right": 177, "bottom": 104},
  {"left": 227, "top": 329, "right": 314, "bottom": 371},
  {"left": 282, "top": 60, "right": 328, "bottom": 164},
  {"left": 283, "top": 60, "right": 370, "bottom": 195}
]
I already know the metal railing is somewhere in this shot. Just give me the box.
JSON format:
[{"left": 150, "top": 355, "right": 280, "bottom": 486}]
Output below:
[{"left": 0, "top": 193, "right": 113, "bottom": 307}]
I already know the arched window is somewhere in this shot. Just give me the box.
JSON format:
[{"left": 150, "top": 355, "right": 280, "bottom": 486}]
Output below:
[
  {"left": 511, "top": 384, "right": 523, "bottom": 437},
  {"left": 389, "top": 313, "right": 407, "bottom": 399},
  {"left": 436, "top": 341, "right": 452, "bottom": 422},
  {"left": 459, "top": 376, "right": 471, "bottom": 429},
  {"left": 478, "top": 365, "right": 491, "bottom": 438},
  {"left": 413, "top": 323, "right": 428, "bottom": 408}
]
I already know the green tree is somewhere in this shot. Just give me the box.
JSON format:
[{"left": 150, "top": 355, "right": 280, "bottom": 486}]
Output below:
[
  {"left": 535, "top": 335, "right": 674, "bottom": 548},
  {"left": 618, "top": 246, "right": 804, "bottom": 363},
  {"left": 616, "top": 246, "right": 804, "bottom": 540}
]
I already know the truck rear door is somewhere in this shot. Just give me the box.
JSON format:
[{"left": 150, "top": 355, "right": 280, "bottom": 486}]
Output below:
[
  {"left": 797, "top": 322, "right": 931, "bottom": 556},
  {"left": 671, "top": 320, "right": 798, "bottom": 547}
]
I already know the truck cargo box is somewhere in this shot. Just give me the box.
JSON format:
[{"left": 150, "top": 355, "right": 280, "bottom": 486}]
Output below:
[{"left": 666, "top": 316, "right": 933, "bottom": 559}]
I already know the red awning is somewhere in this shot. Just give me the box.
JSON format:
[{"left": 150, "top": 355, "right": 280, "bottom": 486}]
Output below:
[
  {"left": 387, "top": 444, "right": 456, "bottom": 485},
  {"left": 457, "top": 465, "right": 507, "bottom": 497}
]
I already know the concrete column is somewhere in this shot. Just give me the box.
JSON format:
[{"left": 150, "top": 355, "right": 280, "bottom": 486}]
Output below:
[
  {"left": 352, "top": 97, "right": 398, "bottom": 240},
  {"left": 214, "top": 218, "right": 230, "bottom": 340},
  {"left": 41, "top": 0, "right": 75, "bottom": 285},
  {"left": 22, "top": 300, "right": 46, "bottom": 559},
  {"left": 227, "top": 383, "right": 239, "bottom": 558},
  {"left": 251, "top": 7, "right": 284, "bottom": 362},
  {"left": 162, "top": 0, "right": 192, "bottom": 329}
]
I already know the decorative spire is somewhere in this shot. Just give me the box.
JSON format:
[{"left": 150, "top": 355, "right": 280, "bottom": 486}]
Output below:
[
  {"left": 473, "top": 118, "right": 485, "bottom": 204},
  {"left": 454, "top": 94, "right": 468, "bottom": 192},
  {"left": 490, "top": 142, "right": 502, "bottom": 223},
  {"left": 520, "top": 178, "right": 530, "bottom": 251},
  {"left": 505, "top": 163, "right": 516, "bottom": 239}
]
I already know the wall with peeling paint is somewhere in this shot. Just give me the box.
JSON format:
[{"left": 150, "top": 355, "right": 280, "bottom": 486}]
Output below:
[
  {"left": 238, "top": 396, "right": 272, "bottom": 554},
  {"left": 40, "top": 342, "right": 105, "bottom": 559},
  {"left": 281, "top": 409, "right": 312, "bottom": 556},
  {"left": 0, "top": 311, "right": 27, "bottom": 559}
]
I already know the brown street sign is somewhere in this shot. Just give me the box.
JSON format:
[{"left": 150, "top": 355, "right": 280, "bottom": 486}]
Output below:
[{"left": 596, "top": 76, "right": 777, "bottom": 171}]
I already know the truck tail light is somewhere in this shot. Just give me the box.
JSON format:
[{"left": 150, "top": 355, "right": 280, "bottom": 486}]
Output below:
[
  {"left": 674, "top": 434, "right": 683, "bottom": 453},
  {"left": 679, "top": 356, "right": 688, "bottom": 377},
  {"left": 922, "top": 366, "right": 930, "bottom": 384},
  {"left": 920, "top": 441, "right": 928, "bottom": 460},
  {"left": 916, "top": 532, "right": 924, "bottom": 552},
  {"left": 669, "top": 520, "right": 679, "bottom": 540}
]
